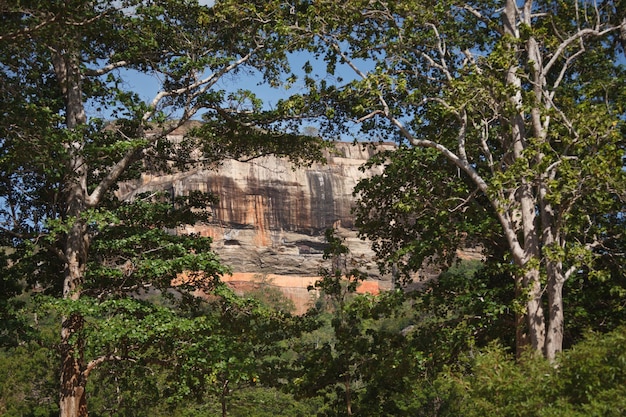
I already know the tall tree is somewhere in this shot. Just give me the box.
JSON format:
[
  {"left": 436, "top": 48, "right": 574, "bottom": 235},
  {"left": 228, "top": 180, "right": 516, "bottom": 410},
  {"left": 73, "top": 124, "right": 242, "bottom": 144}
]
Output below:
[
  {"left": 284, "top": 0, "right": 626, "bottom": 359},
  {"left": 0, "top": 1, "right": 321, "bottom": 416},
  {"left": 290, "top": 230, "right": 414, "bottom": 416}
]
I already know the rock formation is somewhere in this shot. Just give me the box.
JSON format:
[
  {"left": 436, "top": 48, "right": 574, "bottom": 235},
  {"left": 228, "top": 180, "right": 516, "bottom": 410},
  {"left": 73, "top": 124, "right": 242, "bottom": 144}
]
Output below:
[{"left": 117, "top": 138, "right": 397, "bottom": 313}]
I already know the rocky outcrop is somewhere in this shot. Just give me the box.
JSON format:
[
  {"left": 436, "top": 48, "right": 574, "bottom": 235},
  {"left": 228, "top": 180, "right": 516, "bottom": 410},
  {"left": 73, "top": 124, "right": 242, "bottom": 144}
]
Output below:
[
  {"left": 117, "top": 135, "right": 486, "bottom": 313},
  {"left": 117, "top": 140, "right": 397, "bottom": 311}
]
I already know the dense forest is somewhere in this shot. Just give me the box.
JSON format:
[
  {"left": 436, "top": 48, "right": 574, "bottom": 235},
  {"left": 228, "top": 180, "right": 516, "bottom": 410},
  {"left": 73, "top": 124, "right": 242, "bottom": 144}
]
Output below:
[{"left": 1, "top": 1, "right": 625, "bottom": 416}]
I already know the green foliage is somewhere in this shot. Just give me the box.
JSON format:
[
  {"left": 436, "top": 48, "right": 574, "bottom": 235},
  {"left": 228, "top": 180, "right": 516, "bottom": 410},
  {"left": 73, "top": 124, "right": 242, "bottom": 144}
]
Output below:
[
  {"left": 85, "top": 192, "right": 227, "bottom": 297},
  {"left": 0, "top": 300, "right": 59, "bottom": 417},
  {"left": 0, "top": 250, "right": 30, "bottom": 347},
  {"left": 216, "top": 387, "right": 320, "bottom": 417},
  {"left": 433, "top": 326, "right": 626, "bottom": 417},
  {"left": 0, "top": 289, "right": 314, "bottom": 417},
  {"left": 407, "top": 260, "right": 515, "bottom": 374},
  {"left": 245, "top": 275, "right": 296, "bottom": 314},
  {"left": 563, "top": 258, "right": 626, "bottom": 347},
  {"left": 97, "top": 386, "right": 321, "bottom": 417},
  {"left": 2, "top": 1, "right": 624, "bottom": 414},
  {"left": 558, "top": 326, "right": 626, "bottom": 413},
  {"left": 292, "top": 230, "right": 423, "bottom": 416},
  {"left": 151, "top": 285, "right": 304, "bottom": 416},
  {"left": 288, "top": 0, "right": 626, "bottom": 358},
  {"left": 0, "top": 342, "right": 59, "bottom": 417},
  {"left": 354, "top": 146, "right": 501, "bottom": 280}
]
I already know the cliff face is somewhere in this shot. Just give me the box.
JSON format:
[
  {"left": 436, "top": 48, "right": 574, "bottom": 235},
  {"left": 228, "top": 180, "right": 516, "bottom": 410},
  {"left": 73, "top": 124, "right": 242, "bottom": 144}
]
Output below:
[{"left": 116, "top": 142, "right": 396, "bottom": 313}]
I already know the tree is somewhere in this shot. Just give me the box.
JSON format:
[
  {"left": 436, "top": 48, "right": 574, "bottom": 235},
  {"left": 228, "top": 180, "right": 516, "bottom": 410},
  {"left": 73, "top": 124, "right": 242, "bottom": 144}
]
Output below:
[
  {"left": 285, "top": 0, "right": 626, "bottom": 360},
  {"left": 0, "top": 1, "right": 322, "bottom": 416},
  {"left": 406, "top": 260, "right": 515, "bottom": 371},
  {"left": 299, "top": 230, "right": 370, "bottom": 416},
  {"left": 159, "top": 286, "right": 303, "bottom": 417},
  {"left": 290, "top": 230, "right": 418, "bottom": 416}
]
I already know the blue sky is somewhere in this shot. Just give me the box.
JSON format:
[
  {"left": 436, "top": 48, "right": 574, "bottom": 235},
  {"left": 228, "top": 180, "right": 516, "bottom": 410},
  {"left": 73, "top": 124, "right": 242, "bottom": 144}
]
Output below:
[
  {"left": 119, "top": 49, "right": 360, "bottom": 118},
  {"left": 117, "top": 0, "right": 306, "bottom": 110},
  {"left": 108, "top": 0, "right": 373, "bottom": 138}
]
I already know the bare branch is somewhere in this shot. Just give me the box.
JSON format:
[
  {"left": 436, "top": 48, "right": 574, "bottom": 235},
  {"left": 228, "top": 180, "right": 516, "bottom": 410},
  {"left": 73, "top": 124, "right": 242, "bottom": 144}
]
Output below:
[
  {"left": 563, "top": 265, "right": 578, "bottom": 281},
  {"left": 476, "top": 117, "right": 495, "bottom": 172},
  {"left": 356, "top": 110, "right": 384, "bottom": 123},
  {"left": 448, "top": 188, "right": 479, "bottom": 213},
  {"left": 86, "top": 140, "right": 141, "bottom": 208},
  {"left": 549, "top": 47, "right": 585, "bottom": 92},
  {"left": 327, "top": 40, "right": 368, "bottom": 80},
  {"left": 84, "top": 354, "right": 135, "bottom": 379},
  {"left": 0, "top": 13, "right": 58, "bottom": 41},
  {"left": 66, "top": 10, "right": 109, "bottom": 27},
  {"left": 461, "top": 4, "right": 503, "bottom": 35},
  {"left": 541, "top": 90, "right": 579, "bottom": 141},
  {"left": 84, "top": 61, "right": 129, "bottom": 76},
  {"left": 462, "top": 49, "right": 483, "bottom": 74},
  {"left": 457, "top": 110, "right": 469, "bottom": 163},
  {"left": 142, "top": 45, "right": 263, "bottom": 122},
  {"left": 425, "top": 23, "right": 453, "bottom": 82},
  {"left": 544, "top": 26, "right": 621, "bottom": 75},
  {"left": 325, "top": 37, "right": 398, "bottom": 127}
]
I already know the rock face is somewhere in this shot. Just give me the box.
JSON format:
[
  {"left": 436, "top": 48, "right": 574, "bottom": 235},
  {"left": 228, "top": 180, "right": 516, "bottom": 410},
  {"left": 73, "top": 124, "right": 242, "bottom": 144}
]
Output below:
[{"left": 117, "top": 141, "right": 396, "bottom": 313}]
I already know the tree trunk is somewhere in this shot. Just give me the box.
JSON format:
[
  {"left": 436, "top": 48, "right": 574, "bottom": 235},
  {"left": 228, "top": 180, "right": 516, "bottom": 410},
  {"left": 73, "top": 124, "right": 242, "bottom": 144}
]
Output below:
[
  {"left": 344, "top": 373, "right": 353, "bottom": 416},
  {"left": 501, "top": 0, "right": 550, "bottom": 357},
  {"left": 60, "top": 315, "right": 87, "bottom": 417},
  {"left": 545, "top": 263, "right": 565, "bottom": 361},
  {"left": 59, "top": 221, "right": 89, "bottom": 417},
  {"left": 523, "top": 267, "right": 546, "bottom": 355},
  {"left": 514, "top": 278, "right": 529, "bottom": 358},
  {"left": 53, "top": 45, "right": 91, "bottom": 417},
  {"left": 221, "top": 380, "right": 229, "bottom": 417},
  {"left": 58, "top": 176, "right": 90, "bottom": 417}
]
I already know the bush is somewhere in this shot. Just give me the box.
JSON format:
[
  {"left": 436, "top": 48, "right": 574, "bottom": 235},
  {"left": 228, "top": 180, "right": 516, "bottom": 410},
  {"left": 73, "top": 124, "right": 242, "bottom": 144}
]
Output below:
[{"left": 431, "top": 326, "right": 626, "bottom": 417}]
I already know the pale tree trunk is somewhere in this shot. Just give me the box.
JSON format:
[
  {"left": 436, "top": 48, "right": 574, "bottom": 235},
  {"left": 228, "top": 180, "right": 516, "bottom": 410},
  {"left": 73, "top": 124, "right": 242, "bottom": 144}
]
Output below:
[
  {"left": 344, "top": 373, "right": 353, "bottom": 416},
  {"left": 527, "top": 17, "right": 567, "bottom": 360},
  {"left": 52, "top": 47, "right": 91, "bottom": 417},
  {"left": 545, "top": 262, "right": 565, "bottom": 361},
  {"left": 539, "top": 181, "right": 565, "bottom": 360},
  {"left": 501, "top": 0, "right": 547, "bottom": 356},
  {"left": 522, "top": 267, "right": 546, "bottom": 355}
]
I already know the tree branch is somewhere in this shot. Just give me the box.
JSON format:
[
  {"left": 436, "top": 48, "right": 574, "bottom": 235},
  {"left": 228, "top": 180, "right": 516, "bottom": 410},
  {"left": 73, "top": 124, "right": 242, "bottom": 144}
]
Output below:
[
  {"left": 84, "top": 354, "right": 134, "bottom": 379},
  {"left": 142, "top": 45, "right": 263, "bottom": 123},
  {"left": 0, "top": 226, "right": 69, "bottom": 263},
  {"left": 0, "top": 13, "right": 58, "bottom": 41},
  {"left": 461, "top": 4, "right": 503, "bottom": 35},
  {"left": 425, "top": 23, "right": 453, "bottom": 82},
  {"left": 448, "top": 188, "right": 480, "bottom": 213},
  {"left": 476, "top": 117, "right": 495, "bottom": 173},
  {"left": 88, "top": 44, "right": 264, "bottom": 206},
  {"left": 543, "top": 26, "right": 621, "bottom": 75},
  {"left": 86, "top": 139, "right": 141, "bottom": 208},
  {"left": 84, "top": 61, "right": 129, "bottom": 76}
]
